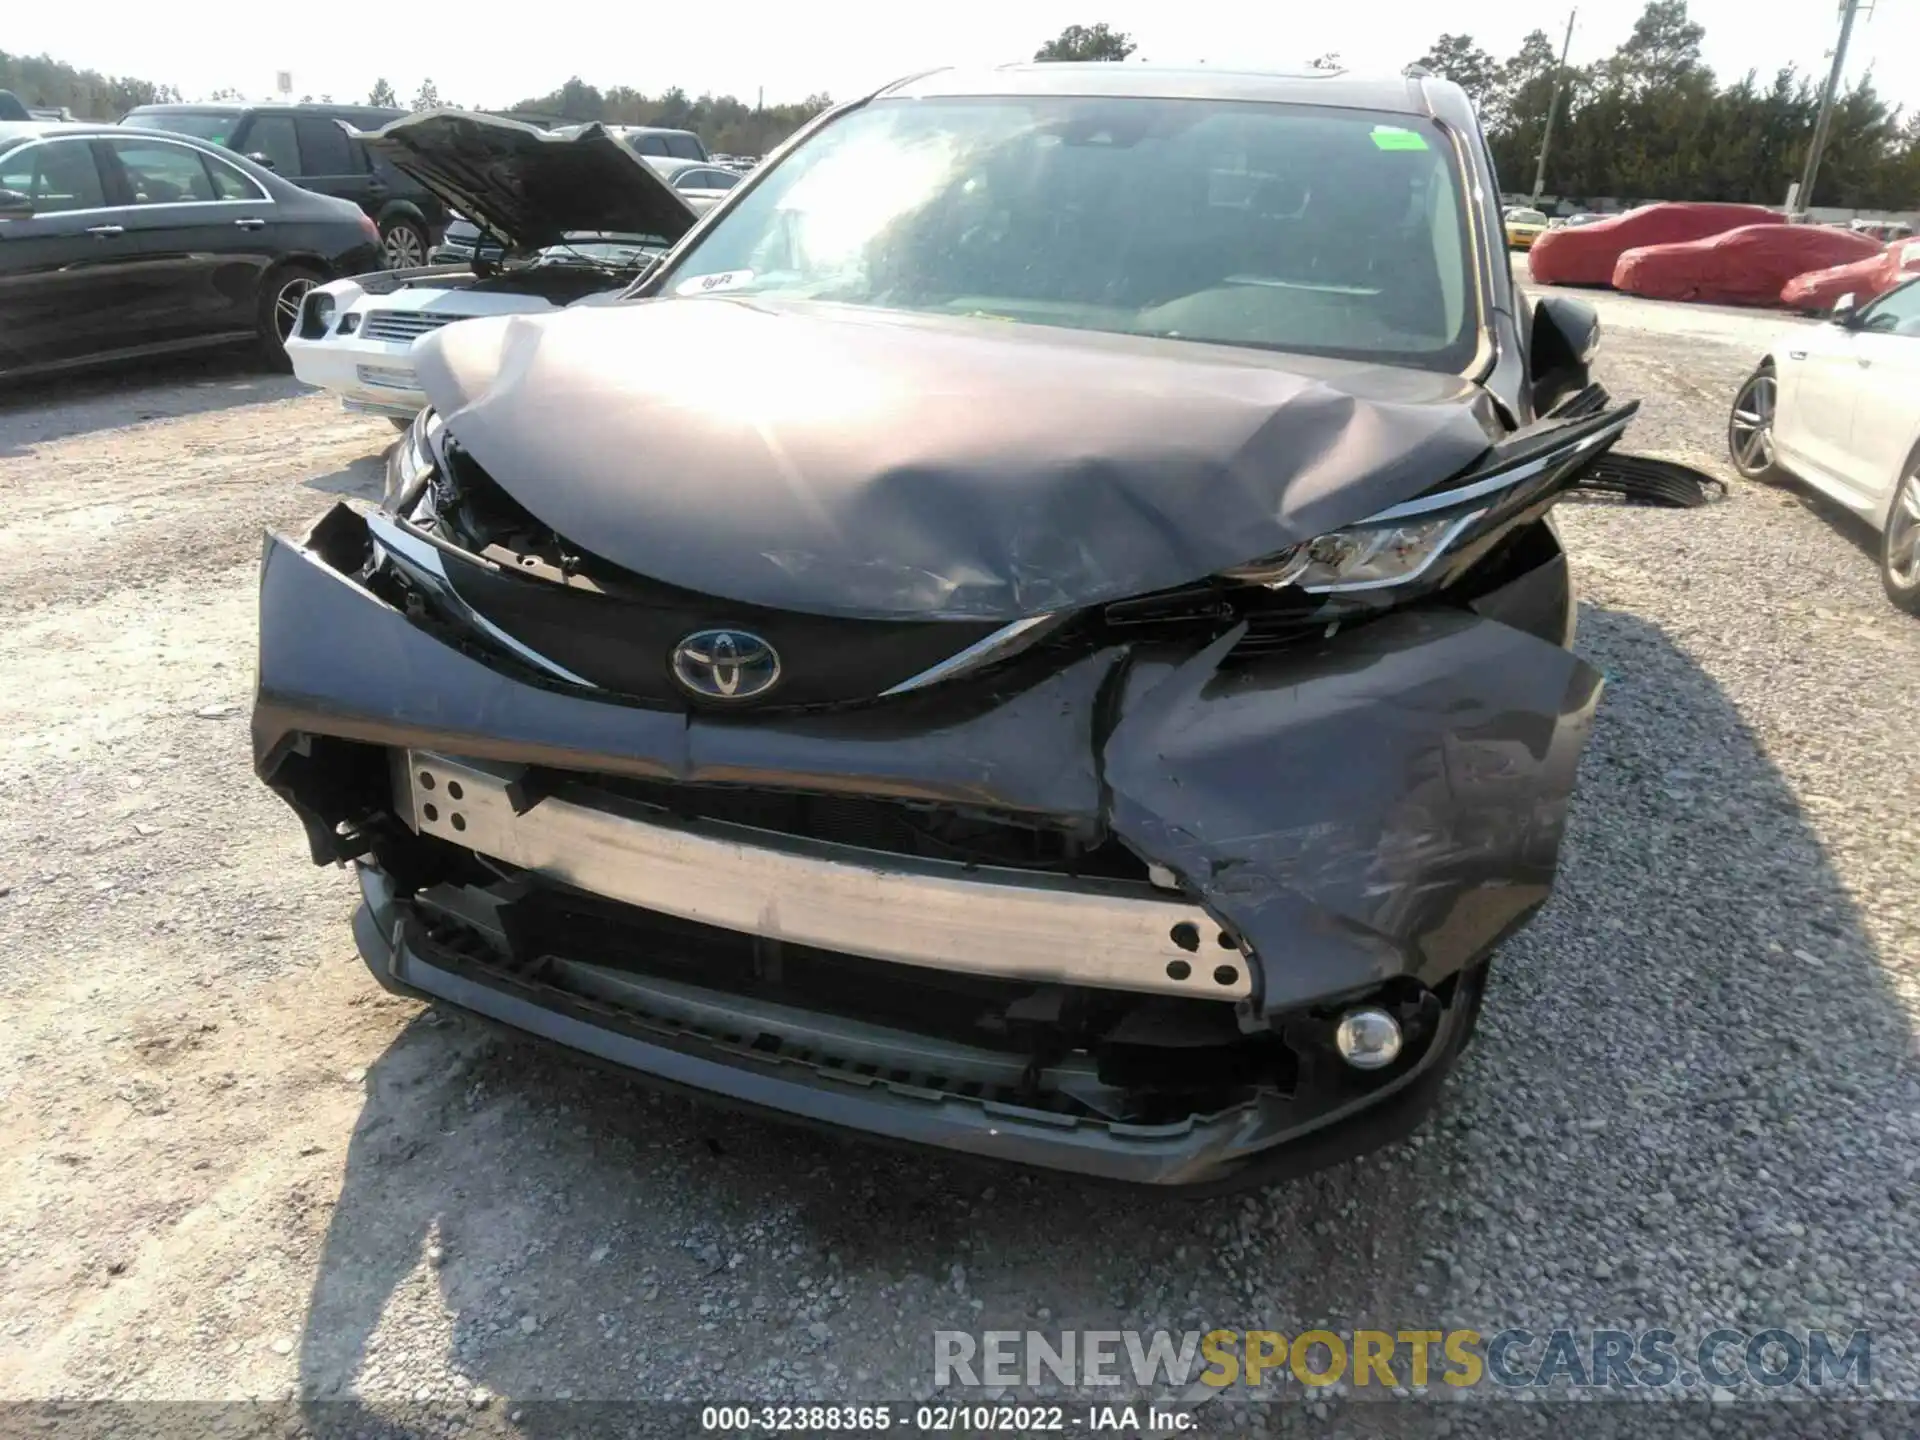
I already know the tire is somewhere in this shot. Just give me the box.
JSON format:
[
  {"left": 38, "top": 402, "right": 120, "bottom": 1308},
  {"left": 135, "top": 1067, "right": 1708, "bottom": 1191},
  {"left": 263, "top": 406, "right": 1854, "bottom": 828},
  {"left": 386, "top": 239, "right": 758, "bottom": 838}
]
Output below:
[
  {"left": 381, "top": 218, "right": 428, "bottom": 270},
  {"left": 256, "top": 263, "right": 324, "bottom": 371},
  {"left": 1880, "top": 457, "right": 1920, "bottom": 615},
  {"left": 1727, "top": 363, "right": 1786, "bottom": 483}
]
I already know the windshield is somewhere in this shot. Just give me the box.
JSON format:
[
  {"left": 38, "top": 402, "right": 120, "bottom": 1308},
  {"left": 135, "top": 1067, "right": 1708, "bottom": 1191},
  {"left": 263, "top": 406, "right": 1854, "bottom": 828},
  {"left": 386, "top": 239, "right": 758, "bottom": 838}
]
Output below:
[
  {"left": 121, "top": 111, "right": 237, "bottom": 145},
  {"left": 1509, "top": 209, "right": 1547, "bottom": 225},
  {"left": 658, "top": 96, "right": 1479, "bottom": 369}
]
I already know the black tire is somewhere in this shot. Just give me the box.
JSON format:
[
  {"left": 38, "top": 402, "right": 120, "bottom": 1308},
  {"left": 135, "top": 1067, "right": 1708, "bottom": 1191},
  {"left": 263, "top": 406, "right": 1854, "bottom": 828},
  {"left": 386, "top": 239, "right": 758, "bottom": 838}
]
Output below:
[
  {"left": 1727, "top": 363, "right": 1787, "bottom": 484},
  {"left": 1880, "top": 456, "right": 1920, "bottom": 615},
  {"left": 380, "top": 218, "right": 429, "bottom": 270},
  {"left": 256, "top": 263, "right": 324, "bottom": 371}
]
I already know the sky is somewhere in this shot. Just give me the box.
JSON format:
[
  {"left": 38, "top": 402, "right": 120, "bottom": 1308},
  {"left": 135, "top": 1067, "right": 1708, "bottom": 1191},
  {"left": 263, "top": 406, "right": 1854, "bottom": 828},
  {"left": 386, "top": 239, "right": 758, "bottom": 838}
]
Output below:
[{"left": 11, "top": 0, "right": 1918, "bottom": 114}]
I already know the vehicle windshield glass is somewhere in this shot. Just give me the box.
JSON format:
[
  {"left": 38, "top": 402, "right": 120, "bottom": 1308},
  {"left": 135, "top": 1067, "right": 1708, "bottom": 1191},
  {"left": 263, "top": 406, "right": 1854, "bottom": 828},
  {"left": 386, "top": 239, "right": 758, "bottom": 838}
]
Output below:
[
  {"left": 1510, "top": 209, "right": 1547, "bottom": 224},
  {"left": 659, "top": 96, "right": 1478, "bottom": 369},
  {"left": 121, "top": 111, "right": 237, "bottom": 145}
]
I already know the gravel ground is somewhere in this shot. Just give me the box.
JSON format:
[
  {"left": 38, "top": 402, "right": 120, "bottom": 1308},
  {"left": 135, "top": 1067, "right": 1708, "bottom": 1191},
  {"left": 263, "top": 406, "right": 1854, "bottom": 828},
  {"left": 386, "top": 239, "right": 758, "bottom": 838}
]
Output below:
[{"left": 0, "top": 290, "right": 1915, "bottom": 1436}]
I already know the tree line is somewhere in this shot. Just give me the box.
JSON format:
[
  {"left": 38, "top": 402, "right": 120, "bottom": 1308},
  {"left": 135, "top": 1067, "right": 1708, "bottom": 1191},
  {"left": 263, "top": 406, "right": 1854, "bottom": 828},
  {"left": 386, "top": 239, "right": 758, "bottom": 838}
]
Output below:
[
  {"left": 1412, "top": 1, "right": 1919, "bottom": 209},
  {"left": 1035, "top": 6, "right": 1917, "bottom": 210},
  {"left": 1, "top": 49, "right": 831, "bottom": 160}
]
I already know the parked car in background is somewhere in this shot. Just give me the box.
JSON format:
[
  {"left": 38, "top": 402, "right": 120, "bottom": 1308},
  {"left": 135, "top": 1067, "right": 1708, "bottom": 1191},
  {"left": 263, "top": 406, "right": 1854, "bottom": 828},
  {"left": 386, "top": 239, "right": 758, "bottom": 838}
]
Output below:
[
  {"left": 1503, "top": 206, "right": 1548, "bottom": 249},
  {"left": 0, "top": 91, "right": 28, "bottom": 122},
  {"left": 256, "top": 64, "right": 1654, "bottom": 1188},
  {"left": 1781, "top": 237, "right": 1920, "bottom": 314},
  {"left": 286, "top": 113, "right": 696, "bottom": 421},
  {"left": 1529, "top": 201, "right": 1781, "bottom": 286},
  {"left": 604, "top": 124, "right": 707, "bottom": 161},
  {"left": 1850, "top": 219, "right": 1913, "bottom": 243},
  {"left": 0, "top": 121, "right": 380, "bottom": 380},
  {"left": 120, "top": 102, "right": 448, "bottom": 268},
  {"left": 1614, "top": 222, "right": 1881, "bottom": 306},
  {"left": 1729, "top": 277, "right": 1920, "bottom": 612},
  {"left": 644, "top": 156, "right": 743, "bottom": 213}
]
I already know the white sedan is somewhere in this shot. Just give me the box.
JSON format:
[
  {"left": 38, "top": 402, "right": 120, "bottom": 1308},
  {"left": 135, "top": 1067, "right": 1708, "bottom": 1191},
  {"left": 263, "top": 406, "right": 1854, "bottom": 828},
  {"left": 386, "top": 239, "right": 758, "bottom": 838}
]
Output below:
[
  {"left": 285, "top": 110, "right": 696, "bottom": 422},
  {"left": 1729, "top": 277, "right": 1920, "bottom": 613}
]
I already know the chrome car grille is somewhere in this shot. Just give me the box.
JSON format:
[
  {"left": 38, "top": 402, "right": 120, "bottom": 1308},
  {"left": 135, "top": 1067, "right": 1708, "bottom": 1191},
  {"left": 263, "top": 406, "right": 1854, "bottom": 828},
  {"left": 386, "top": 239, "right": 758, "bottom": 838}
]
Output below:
[{"left": 361, "top": 311, "right": 456, "bottom": 345}]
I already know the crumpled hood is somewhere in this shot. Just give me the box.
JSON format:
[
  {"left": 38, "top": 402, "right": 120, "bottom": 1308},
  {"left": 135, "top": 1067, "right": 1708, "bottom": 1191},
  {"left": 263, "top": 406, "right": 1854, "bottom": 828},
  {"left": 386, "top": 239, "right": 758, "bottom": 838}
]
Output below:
[
  {"left": 413, "top": 298, "right": 1503, "bottom": 620},
  {"left": 361, "top": 110, "right": 697, "bottom": 255}
]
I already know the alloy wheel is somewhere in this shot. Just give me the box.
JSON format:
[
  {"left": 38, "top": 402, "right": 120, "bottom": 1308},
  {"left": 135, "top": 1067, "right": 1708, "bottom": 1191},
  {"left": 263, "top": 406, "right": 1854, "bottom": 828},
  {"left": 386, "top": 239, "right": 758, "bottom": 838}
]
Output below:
[
  {"left": 1728, "top": 372, "right": 1777, "bottom": 478},
  {"left": 383, "top": 225, "right": 425, "bottom": 269},
  {"left": 1886, "top": 466, "right": 1920, "bottom": 591},
  {"left": 273, "top": 277, "right": 315, "bottom": 343}
]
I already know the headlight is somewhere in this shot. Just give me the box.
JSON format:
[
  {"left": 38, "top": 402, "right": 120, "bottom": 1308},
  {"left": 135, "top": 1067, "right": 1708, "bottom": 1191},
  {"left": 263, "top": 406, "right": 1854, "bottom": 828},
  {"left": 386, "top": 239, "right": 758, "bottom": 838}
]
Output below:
[
  {"left": 310, "top": 293, "right": 336, "bottom": 330},
  {"left": 1219, "top": 507, "right": 1486, "bottom": 594},
  {"left": 383, "top": 407, "right": 443, "bottom": 512}
]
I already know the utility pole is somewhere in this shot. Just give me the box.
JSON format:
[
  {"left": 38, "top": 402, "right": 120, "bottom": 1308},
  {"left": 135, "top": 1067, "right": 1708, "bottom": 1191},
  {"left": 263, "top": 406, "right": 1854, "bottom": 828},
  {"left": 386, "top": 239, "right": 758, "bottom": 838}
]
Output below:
[
  {"left": 1531, "top": 8, "right": 1577, "bottom": 204},
  {"left": 1796, "top": 0, "right": 1865, "bottom": 216}
]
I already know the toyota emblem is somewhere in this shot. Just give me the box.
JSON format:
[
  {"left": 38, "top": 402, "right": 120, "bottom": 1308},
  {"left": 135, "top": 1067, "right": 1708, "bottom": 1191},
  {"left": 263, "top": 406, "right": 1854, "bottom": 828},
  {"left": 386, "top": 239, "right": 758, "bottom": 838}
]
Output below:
[{"left": 671, "top": 629, "right": 781, "bottom": 701}]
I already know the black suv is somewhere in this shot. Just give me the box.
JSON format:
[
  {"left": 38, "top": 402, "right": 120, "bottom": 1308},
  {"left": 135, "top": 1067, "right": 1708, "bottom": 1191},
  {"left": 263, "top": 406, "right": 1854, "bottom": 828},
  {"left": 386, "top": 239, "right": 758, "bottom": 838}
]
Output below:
[{"left": 120, "top": 103, "right": 447, "bottom": 267}]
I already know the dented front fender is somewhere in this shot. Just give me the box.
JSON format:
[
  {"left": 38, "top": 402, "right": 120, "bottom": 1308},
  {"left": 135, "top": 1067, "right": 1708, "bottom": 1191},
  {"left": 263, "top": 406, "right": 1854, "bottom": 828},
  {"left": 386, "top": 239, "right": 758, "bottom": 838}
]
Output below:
[{"left": 1103, "top": 612, "right": 1601, "bottom": 1016}]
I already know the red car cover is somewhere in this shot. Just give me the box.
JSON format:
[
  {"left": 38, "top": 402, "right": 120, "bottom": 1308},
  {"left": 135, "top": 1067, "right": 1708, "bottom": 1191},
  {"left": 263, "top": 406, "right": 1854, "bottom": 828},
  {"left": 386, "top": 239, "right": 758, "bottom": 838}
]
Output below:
[
  {"left": 1780, "top": 238, "right": 1920, "bottom": 312},
  {"left": 1527, "top": 202, "right": 1781, "bottom": 286},
  {"left": 1614, "top": 224, "right": 1884, "bottom": 305}
]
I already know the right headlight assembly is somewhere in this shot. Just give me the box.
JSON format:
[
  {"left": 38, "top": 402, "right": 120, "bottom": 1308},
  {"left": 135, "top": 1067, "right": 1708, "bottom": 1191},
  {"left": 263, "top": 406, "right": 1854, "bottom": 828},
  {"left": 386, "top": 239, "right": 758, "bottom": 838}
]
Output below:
[
  {"left": 1216, "top": 403, "right": 1641, "bottom": 603},
  {"left": 1218, "top": 506, "right": 1488, "bottom": 594}
]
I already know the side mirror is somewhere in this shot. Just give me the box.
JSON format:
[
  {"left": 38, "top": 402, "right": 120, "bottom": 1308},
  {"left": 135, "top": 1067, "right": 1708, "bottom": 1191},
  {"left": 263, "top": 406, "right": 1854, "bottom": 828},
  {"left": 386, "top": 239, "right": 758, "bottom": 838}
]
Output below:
[
  {"left": 0, "top": 187, "right": 33, "bottom": 219},
  {"left": 245, "top": 152, "right": 277, "bottom": 172},
  {"left": 1528, "top": 294, "right": 1602, "bottom": 416},
  {"left": 1830, "top": 293, "right": 1858, "bottom": 326}
]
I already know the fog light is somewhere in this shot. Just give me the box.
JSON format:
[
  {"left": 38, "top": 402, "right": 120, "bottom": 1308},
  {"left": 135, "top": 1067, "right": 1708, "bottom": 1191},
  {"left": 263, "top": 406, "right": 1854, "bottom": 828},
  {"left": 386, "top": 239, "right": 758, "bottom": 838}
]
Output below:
[{"left": 1334, "top": 1008, "right": 1402, "bottom": 1069}]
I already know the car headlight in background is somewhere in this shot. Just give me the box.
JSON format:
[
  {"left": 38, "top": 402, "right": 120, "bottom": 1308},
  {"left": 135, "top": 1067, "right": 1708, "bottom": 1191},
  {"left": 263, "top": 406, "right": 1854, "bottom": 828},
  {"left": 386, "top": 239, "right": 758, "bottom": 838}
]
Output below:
[
  {"left": 383, "top": 407, "right": 443, "bottom": 512},
  {"left": 296, "top": 291, "right": 337, "bottom": 340}
]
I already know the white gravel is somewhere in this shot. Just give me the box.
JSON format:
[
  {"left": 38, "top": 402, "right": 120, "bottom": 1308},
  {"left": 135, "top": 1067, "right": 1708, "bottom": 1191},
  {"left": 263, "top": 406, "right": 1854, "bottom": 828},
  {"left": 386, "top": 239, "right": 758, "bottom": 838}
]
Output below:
[{"left": 0, "top": 296, "right": 1914, "bottom": 1434}]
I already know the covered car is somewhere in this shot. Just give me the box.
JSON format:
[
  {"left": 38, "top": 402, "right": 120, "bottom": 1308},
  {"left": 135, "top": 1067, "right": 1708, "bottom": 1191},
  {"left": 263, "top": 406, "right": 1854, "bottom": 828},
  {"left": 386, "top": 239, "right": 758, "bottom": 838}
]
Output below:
[
  {"left": 1527, "top": 201, "right": 1781, "bottom": 286},
  {"left": 286, "top": 111, "right": 698, "bottom": 421},
  {"left": 1614, "top": 222, "right": 1882, "bottom": 306},
  {"left": 255, "top": 66, "right": 1649, "bottom": 1190},
  {"left": 1780, "top": 237, "right": 1920, "bottom": 313}
]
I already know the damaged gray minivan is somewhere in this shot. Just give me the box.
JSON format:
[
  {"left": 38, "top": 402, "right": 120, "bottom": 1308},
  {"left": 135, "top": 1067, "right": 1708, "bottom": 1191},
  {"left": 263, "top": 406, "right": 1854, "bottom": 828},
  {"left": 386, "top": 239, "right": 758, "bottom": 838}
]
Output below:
[{"left": 255, "top": 64, "right": 1638, "bottom": 1188}]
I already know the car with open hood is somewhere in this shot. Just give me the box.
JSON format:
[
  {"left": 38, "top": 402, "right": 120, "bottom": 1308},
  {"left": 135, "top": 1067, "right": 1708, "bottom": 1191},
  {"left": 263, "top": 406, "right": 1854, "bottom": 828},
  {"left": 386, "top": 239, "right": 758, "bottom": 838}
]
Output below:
[
  {"left": 256, "top": 64, "right": 1657, "bottom": 1189},
  {"left": 284, "top": 110, "right": 697, "bottom": 422}
]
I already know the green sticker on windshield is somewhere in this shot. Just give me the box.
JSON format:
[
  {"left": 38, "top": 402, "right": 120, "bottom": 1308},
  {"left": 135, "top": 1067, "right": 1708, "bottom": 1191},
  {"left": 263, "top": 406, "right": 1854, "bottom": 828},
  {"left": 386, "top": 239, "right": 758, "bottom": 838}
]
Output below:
[{"left": 1371, "top": 126, "right": 1429, "bottom": 152}]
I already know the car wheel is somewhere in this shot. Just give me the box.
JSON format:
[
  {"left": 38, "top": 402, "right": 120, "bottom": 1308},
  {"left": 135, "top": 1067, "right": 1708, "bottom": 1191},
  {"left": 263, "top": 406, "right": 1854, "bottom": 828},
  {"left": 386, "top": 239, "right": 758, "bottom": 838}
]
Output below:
[
  {"left": 256, "top": 264, "right": 324, "bottom": 371},
  {"left": 1727, "top": 364, "right": 1785, "bottom": 483},
  {"left": 381, "top": 220, "right": 428, "bottom": 270},
  {"left": 1880, "top": 459, "right": 1920, "bottom": 615}
]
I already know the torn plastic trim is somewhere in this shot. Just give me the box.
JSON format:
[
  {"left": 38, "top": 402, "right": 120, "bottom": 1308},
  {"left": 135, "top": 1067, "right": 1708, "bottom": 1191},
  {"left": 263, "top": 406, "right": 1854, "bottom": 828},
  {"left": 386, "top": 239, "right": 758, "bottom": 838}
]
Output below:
[
  {"left": 367, "top": 510, "right": 599, "bottom": 688},
  {"left": 879, "top": 612, "right": 1067, "bottom": 695},
  {"left": 1368, "top": 404, "right": 1633, "bottom": 521}
]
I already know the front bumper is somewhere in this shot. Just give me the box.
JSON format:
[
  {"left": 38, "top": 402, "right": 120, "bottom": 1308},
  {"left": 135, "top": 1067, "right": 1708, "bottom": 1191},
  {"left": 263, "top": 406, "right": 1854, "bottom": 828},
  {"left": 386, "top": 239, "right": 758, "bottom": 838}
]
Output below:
[
  {"left": 351, "top": 865, "right": 1483, "bottom": 1189},
  {"left": 255, "top": 506, "right": 1601, "bottom": 1185},
  {"left": 285, "top": 331, "right": 427, "bottom": 417}
]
